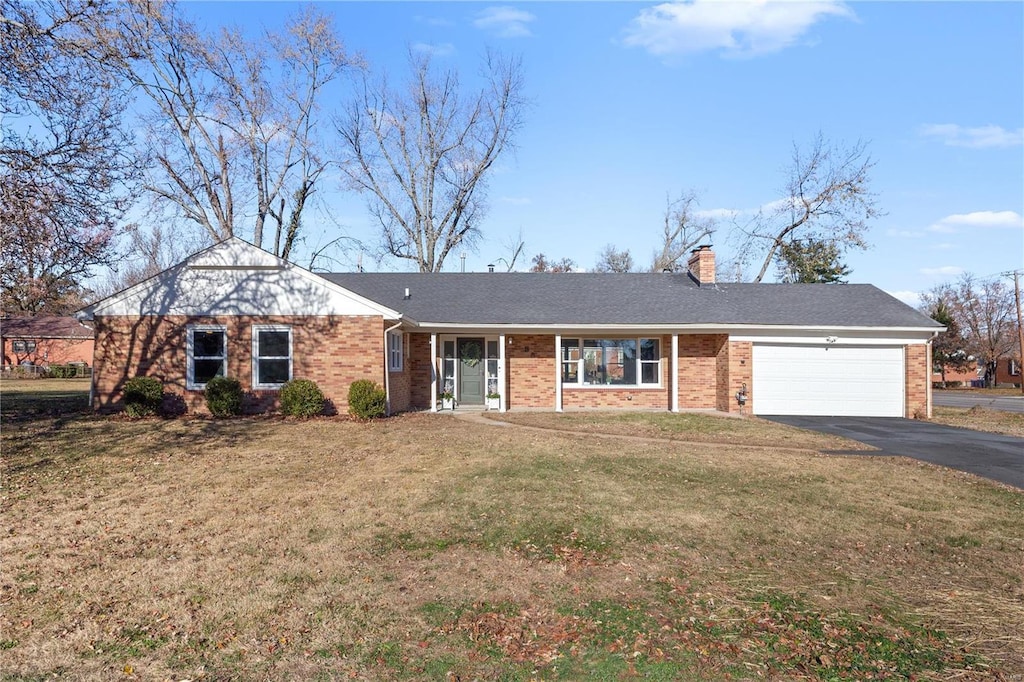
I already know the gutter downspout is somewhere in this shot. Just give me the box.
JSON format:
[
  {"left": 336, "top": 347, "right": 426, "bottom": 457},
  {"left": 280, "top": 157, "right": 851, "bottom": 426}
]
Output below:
[{"left": 383, "top": 319, "right": 403, "bottom": 416}]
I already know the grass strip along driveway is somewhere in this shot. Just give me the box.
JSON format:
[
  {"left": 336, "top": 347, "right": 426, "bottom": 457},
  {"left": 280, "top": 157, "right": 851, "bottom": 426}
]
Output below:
[{"left": 1, "top": 389, "right": 1022, "bottom": 679}]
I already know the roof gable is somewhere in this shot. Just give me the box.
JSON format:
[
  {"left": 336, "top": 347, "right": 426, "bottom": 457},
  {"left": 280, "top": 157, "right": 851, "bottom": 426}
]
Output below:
[{"left": 82, "top": 238, "right": 400, "bottom": 319}]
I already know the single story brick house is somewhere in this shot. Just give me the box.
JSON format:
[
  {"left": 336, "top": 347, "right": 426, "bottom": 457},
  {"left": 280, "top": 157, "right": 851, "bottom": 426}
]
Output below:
[
  {"left": 1, "top": 315, "right": 95, "bottom": 369},
  {"left": 79, "top": 238, "right": 943, "bottom": 418}
]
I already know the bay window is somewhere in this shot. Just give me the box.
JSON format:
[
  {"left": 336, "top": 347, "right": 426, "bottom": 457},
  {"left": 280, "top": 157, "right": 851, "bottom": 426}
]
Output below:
[{"left": 560, "top": 337, "right": 660, "bottom": 386}]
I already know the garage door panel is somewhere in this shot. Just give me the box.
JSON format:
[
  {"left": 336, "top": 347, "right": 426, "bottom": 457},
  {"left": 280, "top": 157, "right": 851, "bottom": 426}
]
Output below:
[{"left": 753, "top": 345, "right": 904, "bottom": 417}]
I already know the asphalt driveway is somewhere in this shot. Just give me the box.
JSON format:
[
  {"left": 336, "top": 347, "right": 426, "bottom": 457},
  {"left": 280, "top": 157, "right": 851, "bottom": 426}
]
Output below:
[{"left": 764, "top": 416, "right": 1024, "bottom": 490}]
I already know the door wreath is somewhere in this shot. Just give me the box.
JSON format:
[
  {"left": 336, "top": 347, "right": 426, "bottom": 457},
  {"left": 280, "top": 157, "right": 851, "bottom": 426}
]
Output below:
[{"left": 461, "top": 341, "right": 483, "bottom": 367}]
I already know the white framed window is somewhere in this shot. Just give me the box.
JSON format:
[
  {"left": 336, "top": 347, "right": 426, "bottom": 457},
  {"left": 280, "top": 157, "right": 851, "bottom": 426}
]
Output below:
[
  {"left": 252, "top": 325, "right": 292, "bottom": 389},
  {"left": 12, "top": 340, "right": 36, "bottom": 353},
  {"left": 1010, "top": 359, "right": 1021, "bottom": 376},
  {"left": 187, "top": 325, "right": 227, "bottom": 390},
  {"left": 388, "top": 331, "right": 403, "bottom": 372},
  {"left": 560, "top": 337, "right": 661, "bottom": 387}
]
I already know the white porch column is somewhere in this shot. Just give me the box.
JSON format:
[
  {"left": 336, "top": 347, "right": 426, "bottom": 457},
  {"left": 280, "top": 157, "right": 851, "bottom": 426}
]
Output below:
[
  {"left": 555, "top": 334, "right": 563, "bottom": 412},
  {"left": 498, "top": 333, "right": 507, "bottom": 413},
  {"left": 671, "top": 333, "right": 679, "bottom": 412},
  {"left": 430, "top": 333, "right": 438, "bottom": 412}
]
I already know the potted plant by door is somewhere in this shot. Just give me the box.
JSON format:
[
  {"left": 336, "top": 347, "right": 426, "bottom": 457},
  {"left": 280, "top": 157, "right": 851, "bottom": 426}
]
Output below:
[
  {"left": 441, "top": 390, "right": 455, "bottom": 410},
  {"left": 485, "top": 392, "right": 500, "bottom": 410}
]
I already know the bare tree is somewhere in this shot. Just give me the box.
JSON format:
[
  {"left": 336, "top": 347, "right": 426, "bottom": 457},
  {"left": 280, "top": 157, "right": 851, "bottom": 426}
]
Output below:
[
  {"left": 530, "top": 254, "right": 575, "bottom": 273},
  {"left": 594, "top": 245, "right": 635, "bottom": 273},
  {"left": 651, "top": 190, "right": 716, "bottom": 272},
  {"left": 1, "top": 0, "right": 134, "bottom": 313},
  {"left": 739, "top": 133, "right": 879, "bottom": 283},
  {"left": 105, "top": 1, "right": 352, "bottom": 258},
  {"left": 492, "top": 229, "right": 526, "bottom": 272},
  {"left": 338, "top": 51, "right": 525, "bottom": 272},
  {"left": 926, "top": 275, "right": 1016, "bottom": 387}
]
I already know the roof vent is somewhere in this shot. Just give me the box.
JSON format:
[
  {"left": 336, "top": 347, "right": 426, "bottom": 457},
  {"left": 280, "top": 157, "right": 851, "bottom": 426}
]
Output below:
[{"left": 404, "top": 287, "right": 410, "bottom": 300}]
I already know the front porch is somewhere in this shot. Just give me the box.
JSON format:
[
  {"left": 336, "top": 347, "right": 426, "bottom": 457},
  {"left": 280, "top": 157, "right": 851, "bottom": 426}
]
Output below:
[{"left": 409, "top": 332, "right": 751, "bottom": 415}]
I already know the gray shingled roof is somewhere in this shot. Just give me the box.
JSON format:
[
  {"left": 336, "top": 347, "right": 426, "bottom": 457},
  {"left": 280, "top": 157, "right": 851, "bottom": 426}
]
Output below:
[
  {"left": 323, "top": 273, "right": 940, "bottom": 328},
  {"left": 0, "top": 315, "right": 95, "bottom": 339}
]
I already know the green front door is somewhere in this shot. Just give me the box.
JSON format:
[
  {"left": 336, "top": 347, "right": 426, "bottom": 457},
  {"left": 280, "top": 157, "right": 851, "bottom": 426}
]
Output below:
[{"left": 458, "top": 338, "right": 485, "bottom": 405}]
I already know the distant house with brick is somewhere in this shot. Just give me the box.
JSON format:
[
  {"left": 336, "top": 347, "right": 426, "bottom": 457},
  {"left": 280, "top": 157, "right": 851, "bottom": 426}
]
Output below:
[
  {"left": 995, "top": 355, "right": 1022, "bottom": 388},
  {"left": 79, "top": 238, "right": 943, "bottom": 418},
  {"left": 1, "top": 315, "right": 95, "bottom": 369}
]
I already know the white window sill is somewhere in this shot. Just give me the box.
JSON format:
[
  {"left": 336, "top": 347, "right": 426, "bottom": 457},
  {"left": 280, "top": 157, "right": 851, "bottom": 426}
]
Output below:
[{"left": 563, "top": 384, "right": 663, "bottom": 390}]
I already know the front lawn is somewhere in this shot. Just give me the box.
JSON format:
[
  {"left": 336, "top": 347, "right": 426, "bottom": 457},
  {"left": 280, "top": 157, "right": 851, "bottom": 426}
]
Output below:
[
  {"left": 1, "top": 407, "right": 1021, "bottom": 680},
  {"left": 930, "top": 406, "right": 1024, "bottom": 437},
  {"left": 0, "top": 377, "right": 91, "bottom": 419}
]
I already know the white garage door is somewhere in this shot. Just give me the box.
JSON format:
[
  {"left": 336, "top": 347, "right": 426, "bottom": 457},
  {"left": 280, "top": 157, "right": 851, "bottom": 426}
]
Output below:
[{"left": 753, "top": 344, "right": 905, "bottom": 417}]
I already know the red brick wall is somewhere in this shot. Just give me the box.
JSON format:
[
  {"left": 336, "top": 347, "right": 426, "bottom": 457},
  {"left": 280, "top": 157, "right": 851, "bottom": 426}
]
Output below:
[
  {"left": 905, "top": 343, "right": 931, "bottom": 418},
  {"left": 3, "top": 337, "right": 94, "bottom": 367},
  {"left": 506, "top": 334, "right": 556, "bottom": 409},
  {"left": 677, "top": 334, "right": 726, "bottom": 409},
  {"left": 387, "top": 332, "right": 411, "bottom": 413},
  {"left": 408, "top": 333, "right": 434, "bottom": 410},
  {"left": 92, "top": 315, "right": 385, "bottom": 414},
  {"left": 716, "top": 340, "right": 752, "bottom": 414},
  {"left": 995, "top": 355, "right": 1022, "bottom": 387}
]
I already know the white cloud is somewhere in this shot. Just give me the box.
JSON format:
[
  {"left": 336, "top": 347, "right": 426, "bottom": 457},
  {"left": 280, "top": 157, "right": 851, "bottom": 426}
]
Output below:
[
  {"left": 886, "top": 228, "right": 923, "bottom": 238},
  {"left": 930, "top": 242, "right": 956, "bottom": 250},
  {"left": 919, "top": 124, "right": 1024, "bottom": 149},
  {"left": 411, "top": 42, "right": 455, "bottom": 57},
  {"left": 499, "top": 196, "right": 532, "bottom": 205},
  {"left": 920, "top": 266, "right": 964, "bottom": 277},
  {"left": 473, "top": 6, "right": 536, "bottom": 38},
  {"left": 887, "top": 290, "right": 922, "bottom": 308},
  {"left": 929, "top": 210, "right": 1024, "bottom": 233},
  {"left": 695, "top": 207, "right": 740, "bottom": 220},
  {"left": 623, "top": 0, "right": 854, "bottom": 58}
]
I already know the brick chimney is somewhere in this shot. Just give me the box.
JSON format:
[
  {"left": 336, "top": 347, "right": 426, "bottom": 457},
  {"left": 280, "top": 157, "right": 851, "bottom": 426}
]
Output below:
[{"left": 687, "top": 245, "right": 715, "bottom": 285}]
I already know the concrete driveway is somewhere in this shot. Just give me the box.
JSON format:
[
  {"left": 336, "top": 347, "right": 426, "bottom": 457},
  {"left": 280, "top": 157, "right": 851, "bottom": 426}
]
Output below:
[
  {"left": 764, "top": 416, "right": 1024, "bottom": 490},
  {"left": 933, "top": 391, "right": 1024, "bottom": 413}
]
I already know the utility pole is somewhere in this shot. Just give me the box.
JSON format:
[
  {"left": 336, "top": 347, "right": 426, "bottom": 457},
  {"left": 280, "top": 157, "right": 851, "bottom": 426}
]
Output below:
[{"left": 1014, "top": 270, "right": 1024, "bottom": 395}]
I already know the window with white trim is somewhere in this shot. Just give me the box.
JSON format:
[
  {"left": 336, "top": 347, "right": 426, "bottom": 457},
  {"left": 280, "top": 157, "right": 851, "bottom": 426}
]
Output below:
[
  {"left": 252, "top": 325, "right": 292, "bottom": 389},
  {"left": 388, "top": 332, "right": 403, "bottom": 372},
  {"left": 11, "top": 340, "right": 36, "bottom": 353},
  {"left": 187, "top": 326, "right": 227, "bottom": 390},
  {"left": 1010, "top": 358, "right": 1021, "bottom": 376},
  {"left": 560, "top": 338, "right": 660, "bottom": 386}
]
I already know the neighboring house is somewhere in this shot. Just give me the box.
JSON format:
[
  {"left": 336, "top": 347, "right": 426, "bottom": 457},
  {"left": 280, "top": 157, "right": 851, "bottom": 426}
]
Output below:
[
  {"left": 932, "top": 363, "right": 980, "bottom": 387},
  {"left": 995, "top": 356, "right": 1022, "bottom": 388},
  {"left": 1, "top": 315, "right": 95, "bottom": 368},
  {"left": 79, "top": 238, "right": 943, "bottom": 418}
]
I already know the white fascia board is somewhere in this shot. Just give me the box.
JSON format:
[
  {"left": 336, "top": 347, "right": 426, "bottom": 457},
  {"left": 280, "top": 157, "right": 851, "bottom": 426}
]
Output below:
[
  {"left": 728, "top": 326, "right": 939, "bottom": 345},
  {"left": 414, "top": 322, "right": 940, "bottom": 340}
]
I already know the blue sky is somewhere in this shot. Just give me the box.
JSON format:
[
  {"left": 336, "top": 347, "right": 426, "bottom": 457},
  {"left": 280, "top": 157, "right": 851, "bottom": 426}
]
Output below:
[{"left": 188, "top": 1, "right": 1023, "bottom": 306}]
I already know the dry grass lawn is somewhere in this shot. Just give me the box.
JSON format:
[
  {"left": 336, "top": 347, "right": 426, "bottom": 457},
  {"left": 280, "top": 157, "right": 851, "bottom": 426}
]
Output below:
[
  {"left": 2, "top": 383, "right": 1023, "bottom": 680},
  {"left": 930, "top": 406, "right": 1024, "bottom": 437}
]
